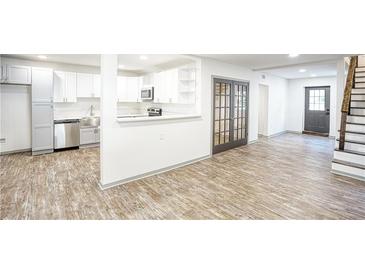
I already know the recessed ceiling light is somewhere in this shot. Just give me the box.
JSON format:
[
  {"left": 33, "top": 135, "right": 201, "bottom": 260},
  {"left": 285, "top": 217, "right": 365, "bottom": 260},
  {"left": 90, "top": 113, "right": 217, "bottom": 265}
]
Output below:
[
  {"left": 37, "top": 55, "right": 47, "bottom": 60},
  {"left": 139, "top": 55, "right": 148, "bottom": 60},
  {"left": 289, "top": 54, "right": 299, "bottom": 58},
  {"left": 299, "top": 69, "right": 307, "bottom": 73},
  {"left": 310, "top": 73, "right": 317, "bottom": 77},
  {"left": 118, "top": 64, "right": 125, "bottom": 69}
]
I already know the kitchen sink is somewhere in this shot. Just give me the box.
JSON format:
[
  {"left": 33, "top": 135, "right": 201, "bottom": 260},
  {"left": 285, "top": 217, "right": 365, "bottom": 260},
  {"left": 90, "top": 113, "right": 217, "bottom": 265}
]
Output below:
[{"left": 80, "top": 116, "right": 100, "bottom": 128}]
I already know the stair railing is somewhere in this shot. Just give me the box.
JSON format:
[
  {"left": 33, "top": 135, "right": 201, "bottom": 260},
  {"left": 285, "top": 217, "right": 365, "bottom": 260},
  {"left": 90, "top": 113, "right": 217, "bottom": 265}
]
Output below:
[{"left": 339, "top": 56, "right": 358, "bottom": 150}]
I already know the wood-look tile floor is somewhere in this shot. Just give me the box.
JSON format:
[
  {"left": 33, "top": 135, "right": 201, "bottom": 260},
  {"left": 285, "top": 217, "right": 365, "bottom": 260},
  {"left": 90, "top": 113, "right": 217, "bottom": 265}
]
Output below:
[{"left": 1, "top": 133, "right": 365, "bottom": 219}]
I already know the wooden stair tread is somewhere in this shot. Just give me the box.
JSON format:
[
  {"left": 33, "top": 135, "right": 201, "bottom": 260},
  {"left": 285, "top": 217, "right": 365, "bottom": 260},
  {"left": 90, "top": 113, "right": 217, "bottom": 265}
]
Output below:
[
  {"left": 348, "top": 114, "right": 365, "bottom": 117},
  {"left": 338, "top": 130, "right": 365, "bottom": 135},
  {"left": 346, "top": 122, "right": 365, "bottom": 125},
  {"left": 332, "top": 159, "right": 365, "bottom": 170},
  {"left": 335, "top": 148, "right": 365, "bottom": 156},
  {"left": 336, "top": 138, "right": 365, "bottom": 145}
]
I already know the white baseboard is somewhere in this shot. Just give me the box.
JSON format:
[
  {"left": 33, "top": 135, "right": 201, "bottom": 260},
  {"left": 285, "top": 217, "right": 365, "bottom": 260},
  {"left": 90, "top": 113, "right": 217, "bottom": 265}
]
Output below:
[
  {"left": 99, "top": 155, "right": 211, "bottom": 190},
  {"left": 0, "top": 148, "right": 31, "bottom": 156},
  {"left": 286, "top": 130, "right": 302, "bottom": 135}
]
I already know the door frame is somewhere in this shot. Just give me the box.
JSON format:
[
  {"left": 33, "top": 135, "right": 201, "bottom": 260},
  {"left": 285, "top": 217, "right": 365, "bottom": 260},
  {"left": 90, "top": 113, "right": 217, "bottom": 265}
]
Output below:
[
  {"left": 211, "top": 76, "right": 249, "bottom": 154},
  {"left": 303, "top": 85, "right": 331, "bottom": 135}
]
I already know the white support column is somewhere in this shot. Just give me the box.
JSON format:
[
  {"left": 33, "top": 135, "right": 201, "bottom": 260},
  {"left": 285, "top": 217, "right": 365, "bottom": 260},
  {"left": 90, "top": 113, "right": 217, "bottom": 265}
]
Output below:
[{"left": 100, "top": 54, "right": 118, "bottom": 186}]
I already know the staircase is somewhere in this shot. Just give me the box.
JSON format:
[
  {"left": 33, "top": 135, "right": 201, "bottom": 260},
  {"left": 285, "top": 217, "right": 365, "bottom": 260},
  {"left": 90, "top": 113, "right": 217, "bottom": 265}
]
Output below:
[{"left": 332, "top": 55, "right": 365, "bottom": 181}]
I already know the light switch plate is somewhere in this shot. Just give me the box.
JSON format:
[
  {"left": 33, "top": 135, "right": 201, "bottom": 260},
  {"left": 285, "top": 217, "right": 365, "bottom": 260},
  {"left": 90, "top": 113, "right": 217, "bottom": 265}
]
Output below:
[{"left": 0, "top": 138, "right": 5, "bottom": 143}]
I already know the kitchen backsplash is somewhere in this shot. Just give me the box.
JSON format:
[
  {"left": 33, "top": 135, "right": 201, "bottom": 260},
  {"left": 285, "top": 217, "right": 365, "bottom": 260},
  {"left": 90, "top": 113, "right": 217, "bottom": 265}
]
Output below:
[{"left": 54, "top": 98, "right": 100, "bottom": 119}]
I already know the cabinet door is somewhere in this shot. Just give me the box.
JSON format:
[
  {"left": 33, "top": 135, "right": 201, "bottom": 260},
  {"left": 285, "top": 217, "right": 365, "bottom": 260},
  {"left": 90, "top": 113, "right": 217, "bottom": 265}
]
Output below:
[
  {"left": 142, "top": 73, "right": 154, "bottom": 86},
  {"left": 117, "top": 76, "right": 128, "bottom": 102},
  {"left": 32, "top": 67, "right": 54, "bottom": 103},
  {"left": 76, "top": 73, "right": 93, "bottom": 97},
  {"left": 32, "top": 103, "right": 54, "bottom": 152},
  {"left": 94, "top": 128, "right": 100, "bottom": 143},
  {"left": 165, "top": 69, "right": 178, "bottom": 103},
  {"left": 65, "top": 72, "right": 77, "bottom": 102},
  {"left": 1, "top": 64, "right": 8, "bottom": 83},
  {"left": 7, "top": 65, "right": 32, "bottom": 84},
  {"left": 154, "top": 72, "right": 164, "bottom": 103},
  {"left": 53, "top": 71, "right": 66, "bottom": 102},
  {"left": 80, "top": 128, "right": 96, "bottom": 145},
  {"left": 127, "top": 77, "right": 141, "bottom": 102},
  {"left": 93, "top": 74, "right": 101, "bottom": 97}
]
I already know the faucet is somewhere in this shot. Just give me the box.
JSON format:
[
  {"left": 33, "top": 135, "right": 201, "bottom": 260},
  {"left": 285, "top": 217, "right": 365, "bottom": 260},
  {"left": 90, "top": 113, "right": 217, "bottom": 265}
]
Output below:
[{"left": 90, "top": 105, "right": 95, "bottom": 116}]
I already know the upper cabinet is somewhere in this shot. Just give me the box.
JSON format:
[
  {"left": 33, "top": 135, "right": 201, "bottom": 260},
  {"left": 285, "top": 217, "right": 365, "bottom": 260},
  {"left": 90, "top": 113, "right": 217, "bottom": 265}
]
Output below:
[
  {"left": 1, "top": 64, "right": 32, "bottom": 85},
  {"left": 32, "top": 67, "right": 54, "bottom": 103},
  {"left": 154, "top": 69, "right": 178, "bottom": 104},
  {"left": 153, "top": 66, "right": 196, "bottom": 104},
  {"left": 117, "top": 76, "right": 142, "bottom": 102},
  {"left": 54, "top": 71, "right": 77, "bottom": 103},
  {"left": 77, "top": 73, "right": 100, "bottom": 98}
]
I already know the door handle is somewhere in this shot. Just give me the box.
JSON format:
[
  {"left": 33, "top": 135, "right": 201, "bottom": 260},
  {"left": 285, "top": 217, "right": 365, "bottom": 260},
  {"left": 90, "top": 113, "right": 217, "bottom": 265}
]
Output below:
[{"left": 326, "top": 109, "right": 330, "bottom": 115}]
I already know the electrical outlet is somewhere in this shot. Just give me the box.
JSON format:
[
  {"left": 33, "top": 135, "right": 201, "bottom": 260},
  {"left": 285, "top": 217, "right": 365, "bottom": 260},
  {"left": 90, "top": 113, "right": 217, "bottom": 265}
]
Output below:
[{"left": 159, "top": 134, "right": 165, "bottom": 140}]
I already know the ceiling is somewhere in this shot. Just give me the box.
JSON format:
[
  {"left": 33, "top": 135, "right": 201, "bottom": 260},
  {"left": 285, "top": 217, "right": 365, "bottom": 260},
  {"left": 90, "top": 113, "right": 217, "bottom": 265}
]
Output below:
[
  {"left": 196, "top": 54, "right": 348, "bottom": 70},
  {"left": 3, "top": 54, "right": 349, "bottom": 79},
  {"left": 195, "top": 54, "right": 350, "bottom": 79},
  {"left": 261, "top": 62, "right": 338, "bottom": 79},
  {"left": 2, "top": 54, "right": 193, "bottom": 73}
]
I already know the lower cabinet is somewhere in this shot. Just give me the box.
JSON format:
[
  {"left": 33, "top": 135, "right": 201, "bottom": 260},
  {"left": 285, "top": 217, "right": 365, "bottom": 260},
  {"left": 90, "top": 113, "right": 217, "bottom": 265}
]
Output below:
[
  {"left": 80, "top": 127, "right": 100, "bottom": 145},
  {"left": 32, "top": 103, "right": 54, "bottom": 154}
]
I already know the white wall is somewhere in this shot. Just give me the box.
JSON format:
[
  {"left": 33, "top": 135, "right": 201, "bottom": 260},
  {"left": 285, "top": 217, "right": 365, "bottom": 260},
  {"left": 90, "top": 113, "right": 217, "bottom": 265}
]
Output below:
[
  {"left": 100, "top": 55, "right": 209, "bottom": 186},
  {"left": 100, "top": 56, "right": 262, "bottom": 186},
  {"left": 258, "top": 74, "right": 288, "bottom": 136},
  {"left": 286, "top": 76, "right": 337, "bottom": 137},
  {"left": 258, "top": 84, "right": 269, "bottom": 136},
  {"left": 359, "top": 55, "right": 365, "bottom": 66}
]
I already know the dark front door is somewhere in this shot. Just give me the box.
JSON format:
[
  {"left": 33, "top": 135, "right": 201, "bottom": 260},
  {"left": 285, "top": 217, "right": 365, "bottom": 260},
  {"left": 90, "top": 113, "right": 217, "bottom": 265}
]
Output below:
[
  {"left": 213, "top": 78, "right": 249, "bottom": 154},
  {"left": 304, "top": 86, "right": 330, "bottom": 134}
]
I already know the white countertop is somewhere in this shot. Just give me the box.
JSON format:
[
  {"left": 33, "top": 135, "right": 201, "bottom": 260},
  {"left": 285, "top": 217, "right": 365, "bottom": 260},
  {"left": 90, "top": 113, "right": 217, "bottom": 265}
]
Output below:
[
  {"left": 54, "top": 115, "right": 100, "bottom": 121},
  {"left": 116, "top": 113, "right": 201, "bottom": 123}
]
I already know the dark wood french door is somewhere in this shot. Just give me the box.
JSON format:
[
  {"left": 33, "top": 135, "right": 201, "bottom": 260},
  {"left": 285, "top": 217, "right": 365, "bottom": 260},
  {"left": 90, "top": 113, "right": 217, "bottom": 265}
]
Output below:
[{"left": 213, "top": 78, "right": 249, "bottom": 154}]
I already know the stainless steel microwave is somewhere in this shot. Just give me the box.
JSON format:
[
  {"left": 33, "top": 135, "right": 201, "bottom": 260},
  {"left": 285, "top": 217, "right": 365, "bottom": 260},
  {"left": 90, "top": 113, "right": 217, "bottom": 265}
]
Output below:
[{"left": 141, "top": 86, "right": 154, "bottom": 100}]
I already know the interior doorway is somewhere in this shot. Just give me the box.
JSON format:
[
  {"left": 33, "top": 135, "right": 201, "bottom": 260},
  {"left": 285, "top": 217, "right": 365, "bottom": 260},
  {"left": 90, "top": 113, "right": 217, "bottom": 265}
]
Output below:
[
  {"left": 258, "top": 84, "right": 269, "bottom": 136},
  {"left": 212, "top": 78, "right": 249, "bottom": 154},
  {"left": 303, "top": 86, "right": 330, "bottom": 136}
]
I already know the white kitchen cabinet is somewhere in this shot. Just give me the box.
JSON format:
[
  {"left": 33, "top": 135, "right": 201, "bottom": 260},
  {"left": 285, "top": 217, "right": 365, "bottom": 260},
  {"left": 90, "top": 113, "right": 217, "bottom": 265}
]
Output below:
[
  {"left": 153, "top": 72, "right": 165, "bottom": 103},
  {"left": 32, "top": 103, "right": 54, "bottom": 152},
  {"left": 80, "top": 127, "right": 99, "bottom": 145},
  {"left": 93, "top": 74, "right": 101, "bottom": 97},
  {"left": 53, "top": 71, "right": 77, "bottom": 103},
  {"left": 154, "top": 69, "right": 178, "bottom": 103},
  {"left": 117, "top": 76, "right": 142, "bottom": 102},
  {"left": 31, "top": 67, "right": 54, "bottom": 155},
  {"left": 1, "top": 64, "right": 32, "bottom": 85},
  {"left": 142, "top": 73, "right": 154, "bottom": 86},
  {"left": 76, "top": 73, "right": 101, "bottom": 98},
  {"left": 32, "top": 67, "right": 54, "bottom": 103}
]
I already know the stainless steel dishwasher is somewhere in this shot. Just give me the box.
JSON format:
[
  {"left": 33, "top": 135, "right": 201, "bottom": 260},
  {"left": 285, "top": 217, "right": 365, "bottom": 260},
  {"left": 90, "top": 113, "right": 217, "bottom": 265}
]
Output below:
[{"left": 54, "top": 119, "right": 80, "bottom": 149}]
